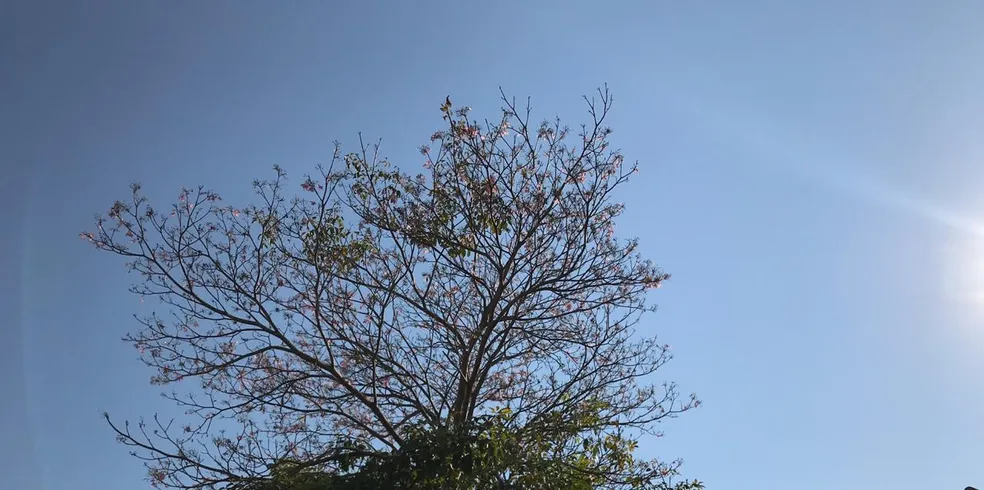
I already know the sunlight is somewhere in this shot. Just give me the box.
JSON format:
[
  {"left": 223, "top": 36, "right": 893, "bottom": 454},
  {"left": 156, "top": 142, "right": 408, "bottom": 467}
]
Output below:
[
  {"left": 664, "top": 89, "right": 984, "bottom": 311},
  {"left": 941, "top": 237, "right": 984, "bottom": 305}
]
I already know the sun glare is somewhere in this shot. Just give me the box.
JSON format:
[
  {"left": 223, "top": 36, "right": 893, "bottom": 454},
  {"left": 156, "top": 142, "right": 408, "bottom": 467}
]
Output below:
[{"left": 941, "top": 236, "right": 984, "bottom": 305}]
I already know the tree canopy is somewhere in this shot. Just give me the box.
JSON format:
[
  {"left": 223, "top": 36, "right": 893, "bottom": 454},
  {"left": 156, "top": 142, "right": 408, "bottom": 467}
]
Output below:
[{"left": 84, "top": 88, "right": 701, "bottom": 489}]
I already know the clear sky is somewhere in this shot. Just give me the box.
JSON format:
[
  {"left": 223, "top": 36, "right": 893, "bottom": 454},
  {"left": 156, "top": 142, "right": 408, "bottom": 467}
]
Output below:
[{"left": 3, "top": 1, "right": 984, "bottom": 489}]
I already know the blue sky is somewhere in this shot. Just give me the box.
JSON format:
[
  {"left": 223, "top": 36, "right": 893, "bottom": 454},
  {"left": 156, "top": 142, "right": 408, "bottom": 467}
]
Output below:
[{"left": 3, "top": 1, "right": 984, "bottom": 489}]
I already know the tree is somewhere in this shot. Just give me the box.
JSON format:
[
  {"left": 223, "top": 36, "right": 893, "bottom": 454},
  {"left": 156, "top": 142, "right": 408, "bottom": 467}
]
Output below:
[{"left": 84, "top": 88, "right": 701, "bottom": 489}]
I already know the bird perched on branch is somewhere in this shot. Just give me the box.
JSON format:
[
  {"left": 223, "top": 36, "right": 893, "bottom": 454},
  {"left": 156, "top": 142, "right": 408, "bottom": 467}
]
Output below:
[{"left": 441, "top": 95, "right": 452, "bottom": 120}]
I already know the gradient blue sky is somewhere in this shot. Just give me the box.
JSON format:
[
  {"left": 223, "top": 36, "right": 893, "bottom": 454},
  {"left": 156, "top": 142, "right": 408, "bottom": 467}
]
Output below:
[{"left": 3, "top": 1, "right": 984, "bottom": 489}]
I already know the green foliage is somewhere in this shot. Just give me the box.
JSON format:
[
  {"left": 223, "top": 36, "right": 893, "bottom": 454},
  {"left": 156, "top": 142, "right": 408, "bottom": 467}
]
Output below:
[{"left": 235, "top": 404, "right": 703, "bottom": 490}]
